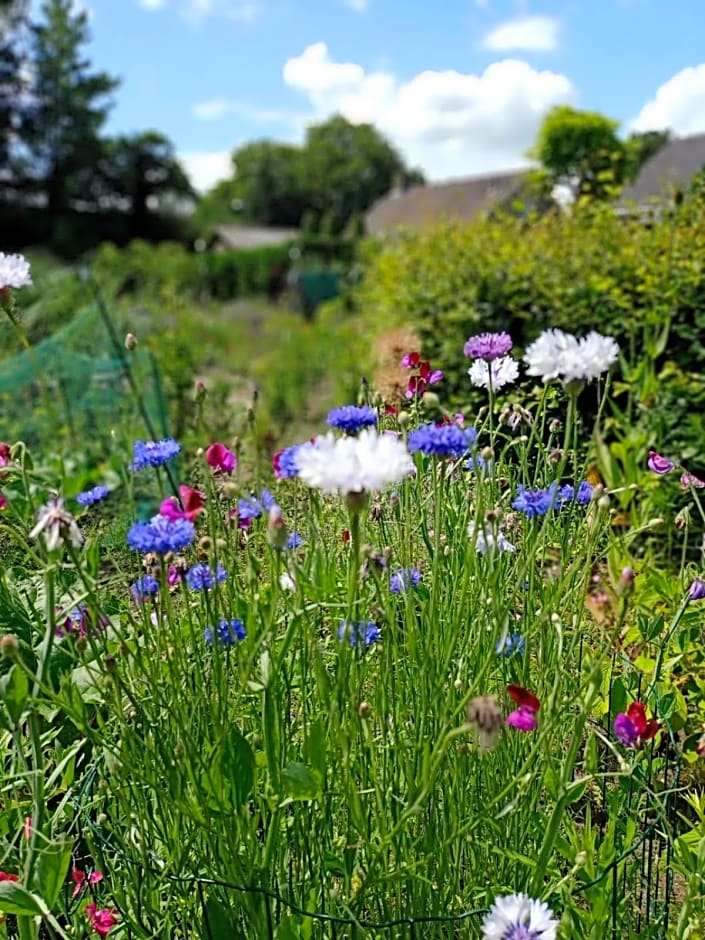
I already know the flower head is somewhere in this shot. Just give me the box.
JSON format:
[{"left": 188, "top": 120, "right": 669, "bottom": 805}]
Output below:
[
  {"left": 496, "top": 633, "right": 525, "bottom": 658},
  {"left": 327, "top": 405, "right": 378, "bottom": 434},
  {"left": 159, "top": 485, "right": 205, "bottom": 522},
  {"left": 506, "top": 684, "right": 540, "bottom": 732},
  {"left": 236, "top": 489, "right": 277, "bottom": 528},
  {"left": 127, "top": 514, "right": 195, "bottom": 554},
  {"left": 205, "top": 442, "right": 236, "bottom": 474},
  {"left": 481, "top": 892, "right": 558, "bottom": 940},
  {"left": 408, "top": 422, "right": 477, "bottom": 459},
  {"left": 273, "top": 444, "right": 302, "bottom": 479},
  {"left": 689, "top": 579, "right": 705, "bottom": 601},
  {"left": 511, "top": 485, "right": 560, "bottom": 518},
  {"left": 613, "top": 702, "right": 658, "bottom": 749},
  {"left": 71, "top": 868, "right": 103, "bottom": 900},
  {"left": 131, "top": 575, "right": 159, "bottom": 603},
  {"left": 0, "top": 871, "right": 19, "bottom": 882},
  {"left": 338, "top": 620, "right": 381, "bottom": 648},
  {"left": 85, "top": 903, "right": 119, "bottom": 937},
  {"left": 468, "top": 356, "right": 519, "bottom": 390},
  {"left": 295, "top": 429, "right": 413, "bottom": 498},
  {"left": 185, "top": 562, "right": 227, "bottom": 591},
  {"left": 57, "top": 605, "right": 108, "bottom": 638},
  {"left": 468, "top": 520, "right": 516, "bottom": 555},
  {"left": 648, "top": 450, "right": 675, "bottom": 475},
  {"left": 0, "top": 252, "right": 32, "bottom": 290},
  {"left": 466, "top": 695, "right": 503, "bottom": 752},
  {"left": 389, "top": 567, "right": 422, "bottom": 593},
  {"left": 131, "top": 438, "right": 180, "bottom": 471},
  {"left": 681, "top": 471, "right": 705, "bottom": 489},
  {"left": 205, "top": 618, "right": 246, "bottom": 646},
  {"left": 463, "top": 331, "right": 513, "bottom": 361},
  {"left": 30, "top": 496, "right": 83, "bottom": 551},
  {"left": 524, "top": 328, "right": 618, "bottom": 385},
  {"left": 76, "top": 486, "right": 110, "bottom": 507}
]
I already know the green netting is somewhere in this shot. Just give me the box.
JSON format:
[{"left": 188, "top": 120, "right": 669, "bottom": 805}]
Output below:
[{"left": 0, "top": 304, "right": 168, "bottom": 456}]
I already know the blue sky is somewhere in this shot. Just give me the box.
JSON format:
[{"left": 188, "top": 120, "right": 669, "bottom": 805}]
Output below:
[{"left": 68, "top": 0, "right": 705, "bottom": 190}]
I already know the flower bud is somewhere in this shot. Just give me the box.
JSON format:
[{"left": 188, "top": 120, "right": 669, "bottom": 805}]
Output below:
[
  {"left": 124, "top": 332, "right": 138, "bottom": 350},
  {"left": 397, "top": 411, "right": 410, "bottom": 427},
  {"left": 194, "top": 380, "right": 207, "bottom": 403},
  {"left": 675, "top": 506, "right": 691, "bottom": 530},
  {"left": 358, "top": 701, "right": 372, "bottom": 718},
  {"left": 267, "top": 505, "right": 288, "bottom": 551},
  {"left": 0, "top": 634, "right": 19, "bottom": 659},
  {"left": 422, "top": 392, "right": 440, "bottom": 408}
]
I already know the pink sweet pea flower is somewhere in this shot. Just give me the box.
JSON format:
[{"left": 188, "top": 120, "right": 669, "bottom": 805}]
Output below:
[
  {"left": 401, "top": 351, "right": 420, "bottom": 369},
  {"left": 0, "top": 871, "right": 19, "bottom": 882},
  {"left": 206, "top": 442, "right": 236, "bottom": 474},
  {"left": 505, "top": 684, "right": 540, "bottom": 732},
  {"left": 0, "top": 494, "right": 7, "bottom": 511},
  {"left": 681, "top": 472, "right": 705, "bottom": 489},
  {"left": 86, "top": 903, "right": 119, "bottom": 937},
  {"left": 159, "top": 485, "right": 205, "bottom": 522},
  {"left": 0, "top": 442, "right": 11, "bottom": 466},
  {"left": 613, "top": 702, "right": 658, "bottom": 749},
  {"left": 647, "top": 451, "right": 674, "bottom": 474},
  {"left": 71, "top": 868, "right": 103, "bottom": 899}
]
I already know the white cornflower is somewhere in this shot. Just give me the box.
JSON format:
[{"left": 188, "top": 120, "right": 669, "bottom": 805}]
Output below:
[
  {"left": 468, "top": 356, "right": 519, "bottom": 390},
  {"left": 0, "top": 252, "right": 32, "bottom": 290},
  {"left": 30, "top": 496, "right": 83, "bottom": 552},
  {"left": 482, "top": 893, "right": 559, "bottom": 940},
  {"left": 279, "top": 572, "right": 296, "bottom": 591},
  {"left": 295, "top": 429, "right": 414, "bottom": 498},
  {"left": 524, "top": 328, "right": 618, "bottom": 385},
  {"left": 468, "top": 520, "right": 515, "bottom": 555}
]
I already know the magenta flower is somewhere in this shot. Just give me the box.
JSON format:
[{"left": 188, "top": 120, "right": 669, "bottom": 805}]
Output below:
[
  {"left": 681, "top": 472, "right": 705, "bottom": 489},
  {"left": 613, "top": 702, "right": 658, "bottom": 749},
  {"left": 463, "top": 331, "right": 513, "bottom": 361},
  {"left": 206, "top": 442, "right": 236, "bottom": 474},
  {"left": 505, "top": 684, "right": 540, "bottom": 732},
  {"left": 647, "top": 450, "right": 674, "bottom": 474},
  {"left": 159, "top": 485, "right": 205, "bottom": 522},
  {"left": 85, "top": 903, "right": 118, "bottom": 936},
  {"left": 71, "top": 868, "right": 103, "bottom": 899}
]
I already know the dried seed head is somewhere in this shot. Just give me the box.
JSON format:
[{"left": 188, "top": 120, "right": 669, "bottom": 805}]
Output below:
[{"left": 466, "top": 695, "right": 503, "bottom": 752}]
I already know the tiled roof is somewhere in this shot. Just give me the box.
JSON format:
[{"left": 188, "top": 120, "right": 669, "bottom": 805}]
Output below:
[{"left": 620, "top": 133, "right": 705, "bottom": 205}]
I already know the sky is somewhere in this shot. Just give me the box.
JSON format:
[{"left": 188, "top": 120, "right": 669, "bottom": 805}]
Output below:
[{"left": 63, "top": 0, "right": 705, "bottom": 192}]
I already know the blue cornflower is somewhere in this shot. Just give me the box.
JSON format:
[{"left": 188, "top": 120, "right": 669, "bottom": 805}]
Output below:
[
  {"left": 465, "top": 454, "right": 488, "bottom": 474},
  {"left": 496, "top": 633, "right": 525, "bottom": 658},
  {"left": 558, "top": 484, "right": 575, "bottom": 503},
  {"left": 185, "top": 562, "right": 227, "bottom": 591},
  {"left": 338, "top": 620, "right": 381, "bottom": 648},
  {"left": 237, "top": 489, "right": 277, "bottom": 528},
  {"left": 273, "top": 444, "right": 302, "bottom": 479},
  {"left": 576, "top": 481, "right": 594, "bottom": 504},
  {"left": 205, "top": 618, "right": 247, "bottom": 646},
  {"left": 286, "top": 532, "right": 303, "bottom": 550},
  {"left": 512, "top": 484, "right": 560, "bottom": 518},
  {"left": 389, "top": 567, "right": 422, "bottom": 594},
  {"left": 132, "top": 574, "right": 159, "bottom": 602},
  {"left": 408, "top": 422, "right": 478, "bottom": 459},
  {"left": 127, "top": 514, "right": 195, "bottom": 554},
  {"left": 327, "top": 405, "right": 378, "bottom": 434},
  {"left": 131, "top": 438, "right": 181, "bottom": 471},
  {"left": 76, "top": 485, "right": 110, "bottom": 507}
]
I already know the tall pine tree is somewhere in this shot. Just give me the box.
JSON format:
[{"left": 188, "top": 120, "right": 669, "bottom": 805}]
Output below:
[{"left": 28, "top": 0, "right": 118, "bottom": 214}]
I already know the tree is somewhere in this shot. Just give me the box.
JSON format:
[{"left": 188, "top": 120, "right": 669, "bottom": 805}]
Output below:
[
  {"left": 303, "top": 115, "right": 418, "bottom": 232},
  {"left": 230, "top": 140, "right": 309, "bottom": 226},
  {"left": 27, "top": 0, "right": 118, "bottom": 214},
  {"left": 0, "top": 5, "right": 31, "bottom": 192},
  {"left": 530, "top": 105, "right": 627, "bottom": 200},
  {"left": 100, "top": 131, "right": 194, "bottom": 233}
]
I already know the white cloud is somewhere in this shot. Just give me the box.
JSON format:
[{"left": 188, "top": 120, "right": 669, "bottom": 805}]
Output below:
[
  {"left": 283, "top": 43, "right": 576, "bottom": 179},
  {"left": 178, "top": 150, "right": 232, "bottom": 192},
  {"left": 193, "top": 97, "right": 232, "bottom": 120},
  {"left": 342, "top": 0, "right": 370, "bottom": 11},
  {"left": 482, "top": 15, "right": 560, "bottom": 52},
  {"left": 135, "top": 0, "right": 263, "bottom": 20},
  {"left": 631, "top": 63, "right": 705, "bottom": 135}
]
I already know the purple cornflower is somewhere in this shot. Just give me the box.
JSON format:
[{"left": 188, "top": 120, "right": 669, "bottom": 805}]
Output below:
[
  {"left": 463, "top": 331, "right": 513, "bottom": 361},
  {"left": 131, "top": 575, "right": 159, "bottom": 602},
  {"left": 237, "top": 489, "right": 277, "bottom": 528},
  {"left": 496, "top": 633, "right": 525, "bottom": 658},
  {"left": 408, "top": 422, "right": 477, "bottom": 459},
  {"left": 273, "top": 444, "right": 302, "bottom": 479},
  {"left": 185, "top": 563, "right": 227, "bottom": 591},
  {"left": 56, "top": 605, "right": 108, "bottom": 638},
  {"left": 127, "top": 514, "right": 195, "bottom": 554},
  {"left": 76, "top": 485, "right": 110, "bottom": 507},
  {"left": 286, "top": 532, "right": 303, "bottom": 550},
  {"left": 131, "top": 438, "right": 181, "bottom": 471},
  {"left": 389, "top": 568, "right": 422, "bottom": 594},
  {"left": 205, "top": 618, "right": 247, "bottom": 646},
  {"left": 327, "top": 405, "right": 377, "bottom": 434},
  {"left": 512, "top": 484, "right": 560, "bottom": 518},
  {"left": 688, "top": 579, "right": 705, "bottom": 601},
  {"left": 338, "top": 620, "right": 381, "bottom": 648}
]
